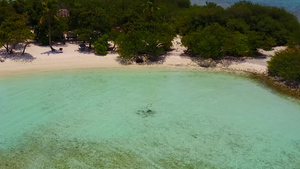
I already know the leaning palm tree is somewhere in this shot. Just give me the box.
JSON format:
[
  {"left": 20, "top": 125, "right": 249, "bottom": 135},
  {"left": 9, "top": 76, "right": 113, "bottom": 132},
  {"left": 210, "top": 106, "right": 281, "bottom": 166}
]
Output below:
[{"left": 40, "top": 0, "right": 59, "bottom": 51}]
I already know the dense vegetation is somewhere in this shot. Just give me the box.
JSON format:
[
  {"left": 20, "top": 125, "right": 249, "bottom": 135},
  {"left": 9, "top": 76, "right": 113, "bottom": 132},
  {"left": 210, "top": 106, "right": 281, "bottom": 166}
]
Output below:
[
  {"left": 268, "top": 47, "right": 300, "bottom": 82},
  {"left": 0, "top": 0, "right": 300, "bottom": 60},
  {"left": 181, "top": 2, "right": 300, "bottom": 58}
]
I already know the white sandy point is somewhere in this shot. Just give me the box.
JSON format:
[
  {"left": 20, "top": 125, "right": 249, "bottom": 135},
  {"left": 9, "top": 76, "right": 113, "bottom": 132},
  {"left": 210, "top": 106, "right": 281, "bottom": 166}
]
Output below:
[{"left": 227, "top": 46, "right": 287, "bottom": 74}]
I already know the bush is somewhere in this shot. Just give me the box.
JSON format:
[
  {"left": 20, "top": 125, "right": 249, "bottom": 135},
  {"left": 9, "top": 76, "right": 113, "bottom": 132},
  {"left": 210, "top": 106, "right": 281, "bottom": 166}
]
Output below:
[
  {"left": 245, "top": 31, "right": 276, "bottom": 53},
  {"left": 34, "top": 24, "right": 49, "bottom": 45},
  {"left": 227, "top": 1, "right": 300, "bottom": 46},
  {"left": 94, "top": 35, "right": 109, "bottom": 55},
  {"left": 116, "top": 22, "right": 175, "bottom": 60},
  {"left": 223, "top": 31, "right": 249, "bottom": 56},
  {"left": 268, "top": 47, "right": 300, "bottom": 82},
  {"left": 116, "top": 30, "right": 165, "bottom": 60},
  {"left": 182, "top": 23, "right": 229, "bottom": 59}
]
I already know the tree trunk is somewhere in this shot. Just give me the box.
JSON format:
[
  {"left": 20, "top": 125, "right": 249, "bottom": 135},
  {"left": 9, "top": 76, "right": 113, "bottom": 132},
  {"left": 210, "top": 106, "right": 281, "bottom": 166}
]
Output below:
[
  {"left": 112, "top": 43, "right": 116, "bottom": 50},
  {"left": 22, "top": 42, "right": 30, "bottom": 55},
  {"left": 48, "top": 22, "right": 55, "bottom": 51},
  {"left": 3, "top": 43, "right": 9, "bottom": 53},
  {"left": 89, "top": 42, "right": 92, "bottom": 49}
]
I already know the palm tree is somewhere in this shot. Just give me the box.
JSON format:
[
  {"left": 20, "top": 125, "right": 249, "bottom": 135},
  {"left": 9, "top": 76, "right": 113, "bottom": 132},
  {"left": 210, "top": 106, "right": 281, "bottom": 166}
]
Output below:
[{"left": 40, "top": 0, "right": 59, "bottom": 51}]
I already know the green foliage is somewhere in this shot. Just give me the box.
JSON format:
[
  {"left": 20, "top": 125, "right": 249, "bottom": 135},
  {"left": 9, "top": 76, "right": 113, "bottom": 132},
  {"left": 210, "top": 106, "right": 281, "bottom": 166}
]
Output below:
[
  {"left": 268, "top": 47, "right": 300, "bottom": 82},
  {"left": 0, "top": 14, "right": 35, "bottom": 53},
  {"left": 94, "top": 34, "right": 109, "bottom": 55},
  {"left": 227, "top": 1, "right": 300, "bottom": 46},
  {"left": 22, "top": 0, "right": 45, "bottom": 27},
  {"left": 115, "top": 33, "right": 137, "bottom": 59},
  {"left": 39, "top": 0, "right": 60, "bottom": 50},
  {"left": 223, "top": 31, "right": 249, "bottom": 56},
  {"left": 76, "top": 29, "right": 99, "bottom": 45},
  {"left": 115, "top": 0, "right": 176, "bottom": 60},
  {"left": 2, "top": 0, "right": 300, "bottom": 60},
  {"left": 116, "top": 22, "right": 175, "bottom": 60},
  {"left": 176, "top": 0, "right": 190, "bottom": 8},
  {"left": 35, "top": 18, "right": 66, "bottom": 45},
  {"left": 288, "top": 29, "right": 300, "bottom": 46},
  {"left": 226, "top": 18, "right": 250, "bottom": 33},
  {"left": 180, "top": 1, "right": 300, "bottom": 59},
  {"left": 182, "top": 23, "right": 229, "bottom": 59},
  {"left": 34, "top": 23, "right": 49, "bottom": 45},
  {"left": 68, "top": 2, "right": 112, "bottom": 48},
  {"left": 68, "top": 4, "right": 111, "bottom": 33},
  {"left": 40, "top": 0, "right": 59, "bottom": 25},
  {"left": 176, "top": 3, "right": 227, "bottom": 35},
  {"left": 117, "top": 30, "right": 165, "bottom": 59},
  {"left": 107, "top": 30, "right": 120, "bottom": 42},
  {"left": 0, "top": 0, "right": 14, "bottom": 25},
  {"left": 245, "top": 31, "right": 276, "bottom": 52}
]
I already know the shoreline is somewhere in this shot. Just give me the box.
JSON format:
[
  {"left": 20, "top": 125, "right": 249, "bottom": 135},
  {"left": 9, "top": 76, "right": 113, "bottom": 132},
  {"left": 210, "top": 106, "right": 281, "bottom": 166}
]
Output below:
[
  {"left": 2, "top": 41, "right": 299, "bottom": 100},
  {"left": 0, "top": 37, "right": 285, "bottom": 77}
]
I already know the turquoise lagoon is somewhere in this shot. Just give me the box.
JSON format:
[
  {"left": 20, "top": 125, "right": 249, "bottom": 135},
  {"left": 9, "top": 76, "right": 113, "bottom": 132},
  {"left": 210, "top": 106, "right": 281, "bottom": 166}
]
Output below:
[{"left": 0, "top": 69, "right": 300, "bottom": 168}]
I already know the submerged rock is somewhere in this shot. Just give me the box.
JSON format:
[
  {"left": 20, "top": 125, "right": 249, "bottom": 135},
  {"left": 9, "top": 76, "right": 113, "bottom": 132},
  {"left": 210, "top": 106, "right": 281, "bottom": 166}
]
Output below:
[{"left": 136, "top": 109, "right": 156, "bottom": 118}]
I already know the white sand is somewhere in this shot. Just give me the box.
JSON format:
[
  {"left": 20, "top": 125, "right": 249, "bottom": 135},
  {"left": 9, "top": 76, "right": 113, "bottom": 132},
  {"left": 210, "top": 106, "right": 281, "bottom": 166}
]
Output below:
[
  {"left": 227, "top": 46, "right": 287, "bottom": 74},
  {"left": 0, "top": 37, "right": 286, "bottom": 76}
]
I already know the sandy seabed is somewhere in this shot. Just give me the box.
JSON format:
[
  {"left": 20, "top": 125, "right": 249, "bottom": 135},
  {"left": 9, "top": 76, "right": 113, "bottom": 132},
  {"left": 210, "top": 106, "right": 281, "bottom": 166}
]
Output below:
[
  {"left": 1, "top": 37, "right": 299, "bottom": 169},
  {"left": 0, "top": 36, "right": 286, "bottom": 76}
]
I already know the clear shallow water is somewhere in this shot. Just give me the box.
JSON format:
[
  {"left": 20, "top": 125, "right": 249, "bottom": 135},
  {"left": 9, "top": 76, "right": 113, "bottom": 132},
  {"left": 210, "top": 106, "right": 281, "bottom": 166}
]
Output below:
[
  {"left": 191, "top": 0, "right": 300, "bottom": 21},
  {"left": 0, "top": 69, "right": 300, "bottom": 168}
]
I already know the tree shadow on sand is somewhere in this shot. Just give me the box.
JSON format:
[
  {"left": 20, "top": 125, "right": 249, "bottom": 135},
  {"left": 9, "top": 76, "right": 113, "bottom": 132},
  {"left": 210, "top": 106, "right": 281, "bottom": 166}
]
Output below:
[
  {"left": 41, "top": 50, "right": 61, "bottom": 56},
  {"left": 77, "top": 48, "right": 94, "bottom": 54},
  {"left": 0, "top": 49, "right": 36, "bottom": 63},
  {"left": 115, "top": 55, "right": 166, "bottom": 66}
]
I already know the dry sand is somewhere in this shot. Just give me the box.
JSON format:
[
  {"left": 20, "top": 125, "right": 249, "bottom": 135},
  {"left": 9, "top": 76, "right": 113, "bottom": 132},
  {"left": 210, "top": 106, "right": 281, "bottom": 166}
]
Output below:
[
  {"left": 0, "top": 36, "right": 286, "bottom": 76},
  {"left": 227, "top": 46, "right": 287, "bottom": 74}
]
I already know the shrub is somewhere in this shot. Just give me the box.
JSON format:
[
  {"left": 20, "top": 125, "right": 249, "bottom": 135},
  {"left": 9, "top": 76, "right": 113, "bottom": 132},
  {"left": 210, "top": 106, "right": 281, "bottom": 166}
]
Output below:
[
  {"left": 268, "top": 47, "right": 300, "bottom": 82},
  {"left": 223, "top": 31, "right": 249, "bottom": 56},
  {"left": 94, "top": 35, "right": 109, "bottom": 55},
  {"left": 116, "top": 30, "right": 165, "bottom": 60},
  {"left": 182, "top": 23, "right": 229, "bottom": 59},
  {"left": 116, "top": 22, "right": 175, "bottom": 60},
  {"left": 34, "top": 24, "right": 49, "bottom": 45}
]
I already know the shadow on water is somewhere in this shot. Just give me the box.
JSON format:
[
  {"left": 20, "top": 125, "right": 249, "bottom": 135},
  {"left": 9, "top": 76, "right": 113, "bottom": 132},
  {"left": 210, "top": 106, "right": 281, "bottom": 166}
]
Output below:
[
  {"left": 136, "top": 104, "right": 156, "bottom": 118},
  {"left": 136, "top": 109, "right": 156, "bottom": 118}
]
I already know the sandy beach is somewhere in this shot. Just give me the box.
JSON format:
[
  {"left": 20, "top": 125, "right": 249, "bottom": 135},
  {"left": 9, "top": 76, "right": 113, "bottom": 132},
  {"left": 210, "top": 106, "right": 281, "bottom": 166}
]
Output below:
[{"left": 0, "top": 36, "right": 286, "bottom": 76}]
